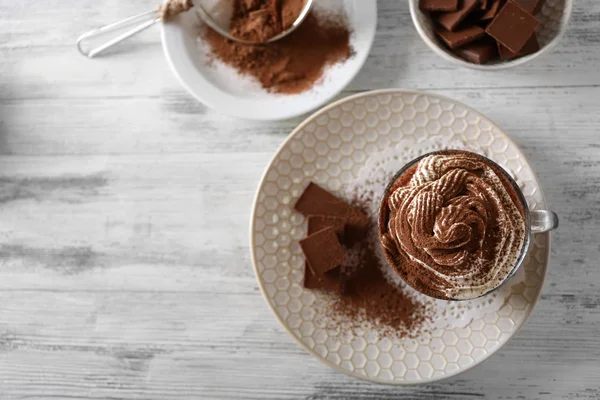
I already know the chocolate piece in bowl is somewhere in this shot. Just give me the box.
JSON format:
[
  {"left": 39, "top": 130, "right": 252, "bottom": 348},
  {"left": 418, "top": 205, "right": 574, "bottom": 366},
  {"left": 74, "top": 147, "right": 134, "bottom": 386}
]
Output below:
[
  {"left": 437, "top": 0, "right": 480, "bottom": 31},
  {"left": 436, "top": 25, "right": 486, "bottom": 49},
  {"left": 486, "top": 1, "right": 540, "bottom": 53},
  {"left": 498, "top": 33, "right": 540, "bottom": 60},
  {"left": 481, "top": 0, "right": 504, "bottom": 21},
  {"left": 454, "top": 39, "right": 499, "bottom": 64},
  {"left": 420, "top": 0, "right": 459, "bottom": 12},
  {"left": 300, "top": 227, "right": 345, "bottom": 276},
  {"left": 512, "top": 0, "right": 546, "bottom": 15}
]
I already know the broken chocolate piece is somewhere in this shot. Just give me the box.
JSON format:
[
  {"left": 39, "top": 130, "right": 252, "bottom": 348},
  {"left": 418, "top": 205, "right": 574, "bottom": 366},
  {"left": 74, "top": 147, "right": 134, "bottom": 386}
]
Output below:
[
  {"left": 420, "top": 0, "right": 459, "bottom": 11},
  {"left": 308, "top": 215, "right": 345, "bottom": 238},
  {"left": 479, "top": 0, "right": 488, "bottom": 10},
  {"left": 304, "top": 263, "right": 340, "bottom": 291},
  {"left": 437, "top": 0, "right": 481, "bottom": 31},
  {"left": 481, "top": 0, "right": 503, "bottom": 20},
  {"left": 302, "top": 214, "right": 344, "bottom": 292},
  {"left": 294, "top": 182, "right": 369, "bottom": 243},
  {"left": 300, "top": 227, "right": 345, "bottom": 276},
  {"left": 511, "top": 0, "right": 545, "bottom": 14},
  {"left": 436, "top": 25, "right": 486, "bottom": 49},
  {"left": 498, "top": 33, "right": 540, "bottom": 59},
  {"left": 454, "top": 40, "right": 498, "bottom": 64},
  {"left": 294, "top": 182, "right": 348, "bottom": 216},
  {"left": 486, "top": 1, "right": 540, "bottom": 53}
]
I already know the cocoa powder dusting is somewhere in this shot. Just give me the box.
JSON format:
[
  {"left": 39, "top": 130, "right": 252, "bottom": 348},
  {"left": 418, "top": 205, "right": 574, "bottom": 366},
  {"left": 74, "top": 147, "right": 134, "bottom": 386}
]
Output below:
[
  {"left": 202, "top": 10, "right": 352, "bottom": 94},
  {"left": 328, "top": 201, "right": 429, "bottom": 339}
]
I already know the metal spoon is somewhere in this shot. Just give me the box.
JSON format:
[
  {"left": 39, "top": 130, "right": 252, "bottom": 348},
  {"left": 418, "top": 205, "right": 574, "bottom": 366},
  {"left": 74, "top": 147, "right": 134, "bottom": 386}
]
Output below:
[{"left": 76, "top": 0, "right": 314, "bottom": 58}]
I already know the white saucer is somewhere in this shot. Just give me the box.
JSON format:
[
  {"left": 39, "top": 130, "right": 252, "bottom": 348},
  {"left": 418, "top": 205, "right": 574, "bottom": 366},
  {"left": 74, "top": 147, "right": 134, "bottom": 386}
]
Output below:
[
  {"left": 250, "top": 89, "right": 551, "bottom": 384},
  {"left": 160, "top": 0, "right": 377, "bottom": 121}
]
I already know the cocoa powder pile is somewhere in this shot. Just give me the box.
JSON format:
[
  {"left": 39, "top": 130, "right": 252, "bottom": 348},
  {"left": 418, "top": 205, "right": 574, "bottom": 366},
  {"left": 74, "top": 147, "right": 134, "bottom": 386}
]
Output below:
[
  {"left": 230, "top": 0, "right": 305, "bottom": 43},
  {"left": 330, "top": 204, "right": 429, "bottom": 339},
  {"left": 202, "top": 2, "right": 352, "bottom": 94}
]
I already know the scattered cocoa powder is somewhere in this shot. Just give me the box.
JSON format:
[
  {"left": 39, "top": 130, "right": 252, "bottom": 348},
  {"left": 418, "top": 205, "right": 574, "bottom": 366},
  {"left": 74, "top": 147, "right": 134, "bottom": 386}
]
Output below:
[
  {"left": 202, "top": 10, "right": 352, "bottom": 94},
  {"left": 328, "top": 203, "right": 428, "bottom": 339},
  {"left": 295, "top": 179, "right": 429, "bottom": 338}
]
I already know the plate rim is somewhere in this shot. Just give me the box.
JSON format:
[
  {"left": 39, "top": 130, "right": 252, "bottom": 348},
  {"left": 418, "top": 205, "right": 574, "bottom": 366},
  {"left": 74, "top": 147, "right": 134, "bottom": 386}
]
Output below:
[
  {"left": 249, "top": 88, "right": 551, "bottom": 384},
  {"left": 160, "top": 2, "right": 378, "bottom": 121}
]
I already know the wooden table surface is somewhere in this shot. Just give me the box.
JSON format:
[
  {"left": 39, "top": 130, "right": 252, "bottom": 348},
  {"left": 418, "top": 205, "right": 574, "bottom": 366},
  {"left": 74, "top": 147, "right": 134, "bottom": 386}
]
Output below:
[{"left": 1, "top": 0, "right": 599, "bottom": 398}]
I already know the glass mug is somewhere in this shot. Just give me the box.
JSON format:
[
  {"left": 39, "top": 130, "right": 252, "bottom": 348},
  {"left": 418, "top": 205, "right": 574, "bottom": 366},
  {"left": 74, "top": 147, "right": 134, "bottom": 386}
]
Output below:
[{"left": 377, "top": 149, "right": 559, "bottom": 301}]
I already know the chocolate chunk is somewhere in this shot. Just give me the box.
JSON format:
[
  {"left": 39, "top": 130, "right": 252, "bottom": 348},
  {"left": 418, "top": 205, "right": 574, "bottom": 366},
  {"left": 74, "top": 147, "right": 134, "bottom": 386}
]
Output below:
[
  {"left": 511, "top": 0, "right": 545, "bottom": 14},
  {"left": 436, "top": 25, "right": 486, "bottom": 49},
  {"left": 420, "top": 0, "right": 459, "bottom": 11},
  {"left": 486, "top": 1, "right": 540, "bottom": 53},
  {"left": 479, "top": 0, "right": 488, "bottom": 10},
  {"left": 308, "top": 215, "right": 345, "bottom": 238},
  {"left": 294, "top": 182, "right": 369, "bottom": 243},
  {"left": 481, "top": 0, "right": 503, "bottom": 20},
  {"left": 303, "top": 263, "right": 340, "bottom": 291},
  {"left": 300, "top": 227, "right": 345, "bottom": 276},
  {"left": 294, "top": 182, "right": 347, "bottom": 216},
  {"left": 437, "top": 0, "right": 481, "bottom": 31},
  {"left": 498, "top": 33, "right": 540, "bottom": 59},
  {"left": 454, "top": 40, "right": 498, "bottom": 63}
]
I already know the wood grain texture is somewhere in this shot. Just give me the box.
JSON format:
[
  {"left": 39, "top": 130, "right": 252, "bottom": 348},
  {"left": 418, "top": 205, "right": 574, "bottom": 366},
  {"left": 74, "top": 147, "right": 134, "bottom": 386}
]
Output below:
[{"left": 1, "top": 0, "right": 600, "bottom": 398}]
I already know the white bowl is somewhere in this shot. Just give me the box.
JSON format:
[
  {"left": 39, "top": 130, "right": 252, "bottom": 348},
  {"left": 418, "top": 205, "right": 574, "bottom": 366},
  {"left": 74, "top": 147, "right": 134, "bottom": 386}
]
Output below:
[
  {"left": 161, "top": 0, "right": 377, "bottom": 121},
  {"left": 409, "top": 0, "right": 574, "bottom": 70}
]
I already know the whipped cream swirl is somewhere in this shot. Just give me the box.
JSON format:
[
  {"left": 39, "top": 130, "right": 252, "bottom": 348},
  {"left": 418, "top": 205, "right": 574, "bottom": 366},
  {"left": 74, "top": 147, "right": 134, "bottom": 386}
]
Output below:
[{"left": 381, "top": 153, "right": 526, "bottom": 300}]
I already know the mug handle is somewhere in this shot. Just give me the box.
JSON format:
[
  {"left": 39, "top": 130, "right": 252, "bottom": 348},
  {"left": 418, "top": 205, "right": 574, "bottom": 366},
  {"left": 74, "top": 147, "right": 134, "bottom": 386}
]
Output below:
[{"left": 530, "top": 210, "right": 559, "bottom": 233}]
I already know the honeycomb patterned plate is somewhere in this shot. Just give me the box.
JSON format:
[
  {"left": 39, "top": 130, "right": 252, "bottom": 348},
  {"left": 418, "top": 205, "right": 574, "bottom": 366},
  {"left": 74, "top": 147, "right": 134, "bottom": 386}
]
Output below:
[{"left": 250, "top": 89, "right": 550, "bottom": 384}]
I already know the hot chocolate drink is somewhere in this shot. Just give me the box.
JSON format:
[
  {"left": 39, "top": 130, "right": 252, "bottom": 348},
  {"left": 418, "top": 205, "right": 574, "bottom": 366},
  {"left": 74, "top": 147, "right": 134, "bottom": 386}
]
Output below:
[{"left": 378, "top": 150, "right": 527, "bottom": 300}]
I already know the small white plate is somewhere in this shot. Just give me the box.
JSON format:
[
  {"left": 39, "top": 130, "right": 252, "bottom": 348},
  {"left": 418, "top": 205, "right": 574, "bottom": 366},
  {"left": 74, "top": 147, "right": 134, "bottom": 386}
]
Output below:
[
  {"left": 161, "top": 1, "right": 377, "bottom": 121},
  {"left": 250, "top": 89, "right": 551, "bottom": 384}
]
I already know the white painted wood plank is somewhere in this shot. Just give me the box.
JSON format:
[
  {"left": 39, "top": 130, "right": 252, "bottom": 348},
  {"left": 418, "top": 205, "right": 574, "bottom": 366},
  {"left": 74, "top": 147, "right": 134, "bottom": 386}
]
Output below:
[
  {"left": 0, "top": 86, "right": 599, "bottom": 156},
  {"left": 0, "top": 291, "right": 598, "bottom": 399},
  {"left": 1, "top": 0, "right": 600, "bottom": 398},
  {"left": 2, "top": 2, "right": 600, "bottom": 102}
]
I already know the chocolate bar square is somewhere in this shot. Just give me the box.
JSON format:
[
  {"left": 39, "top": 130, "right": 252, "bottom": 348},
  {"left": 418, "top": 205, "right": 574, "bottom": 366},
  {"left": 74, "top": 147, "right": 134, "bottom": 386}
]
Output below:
[
  {"left": 437, "top": 0, "right": 480, "bottom": 31},
  {"left": 437, "top": 25, "right": 486, "bottom": 49},
  {"left": 294, "top": 182, "right": 369, "bottom": 243},
  {"left": 498, "top": 33, "right": 539, "bottom": 60},
  {"left": 486, "top": 1, "right": 540, "bottom": 53},
  {"left": 308, "top": 215, "right": 345, "bottom": 238},
  {"left": 481, "top": 0, "right": 503, "bottom": 20},
  {"left": 300, "top": 227, "right": 345, "bottom": 275},
  {"left": 454, "top": 40, "right": 498, "bottom": 64},
  {"left": 420, "top": 0, "right": 459, "bottom": 12},
  {"left": 511, "top": 0, "right": 545, "bottom": 14},
  {"left": 303, "top": 263, "right": 340, "bottom": 291}
]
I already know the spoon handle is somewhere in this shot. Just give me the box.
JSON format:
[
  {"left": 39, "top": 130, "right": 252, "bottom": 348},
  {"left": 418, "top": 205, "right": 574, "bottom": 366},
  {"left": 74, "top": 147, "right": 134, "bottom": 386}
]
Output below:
[{"left": 76, "top": 10, "right": 160, "bottom": 58}]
